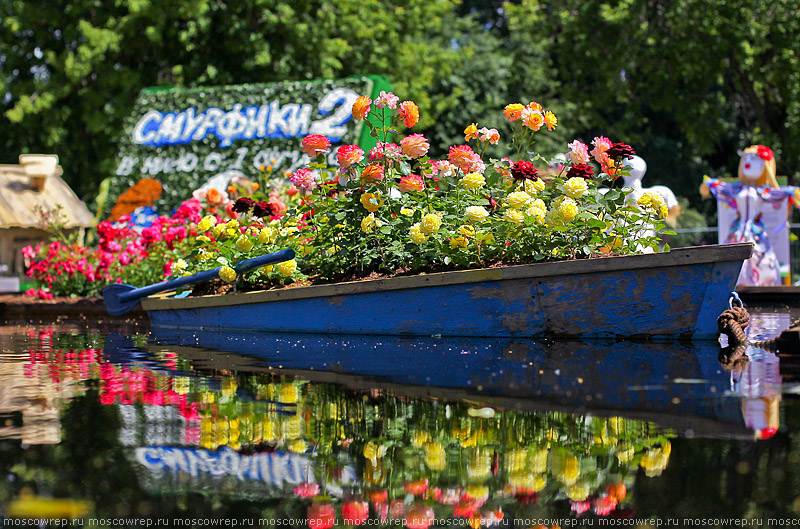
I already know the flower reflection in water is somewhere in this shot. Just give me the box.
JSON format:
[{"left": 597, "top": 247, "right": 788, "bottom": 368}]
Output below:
[{"left": 0, "top": 329, "right": 683, "bottom": 523}]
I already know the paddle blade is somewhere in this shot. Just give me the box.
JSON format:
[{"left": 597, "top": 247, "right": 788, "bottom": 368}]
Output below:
[{"left": 102, "top": 283, "right": 141, "bottom": 316}]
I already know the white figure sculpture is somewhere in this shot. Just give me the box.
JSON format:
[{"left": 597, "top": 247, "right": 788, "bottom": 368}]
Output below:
[{"left": 621, "top": 155, "right": 681, "bottom": 225}]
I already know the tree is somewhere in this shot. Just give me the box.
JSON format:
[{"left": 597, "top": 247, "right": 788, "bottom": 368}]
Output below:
[
  {"left": 505, "top": 0, "right": 800, "bottom": 201},
  {"left": 0, "top": 0, "right": 471, "bottom": 202}
]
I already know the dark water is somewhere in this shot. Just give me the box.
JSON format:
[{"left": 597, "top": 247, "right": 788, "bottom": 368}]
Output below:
[{"left": 2, "top": 307, "right": 800, "bottom": 527}]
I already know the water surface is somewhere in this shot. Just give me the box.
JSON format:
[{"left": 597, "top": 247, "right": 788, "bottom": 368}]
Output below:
[{"left": 1, "top": 308, "right": 800, "bottom": 526}]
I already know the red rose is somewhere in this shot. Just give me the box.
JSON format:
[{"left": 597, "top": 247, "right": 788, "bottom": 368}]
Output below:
[
  {"left": 232, "top": 197, "right": 255, "bottom": 213},
  {"left": 605, "top": 143, "right": 636, "bottom": 160},
  {"left": 511, "top": 160, "right": 538, "bottom": 181},
  {"left": 567, "top": 163, "right": 594, "bottom": 180}
]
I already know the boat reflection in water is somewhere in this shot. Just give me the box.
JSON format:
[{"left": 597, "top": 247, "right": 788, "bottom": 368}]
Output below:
[{"left": 1, "top": 325, "right": 797, "bottom": 522}]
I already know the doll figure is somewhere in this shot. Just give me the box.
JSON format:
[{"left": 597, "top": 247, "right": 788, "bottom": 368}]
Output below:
[{"left": 702, "top": 145, "right": 799, "bottom": 286}]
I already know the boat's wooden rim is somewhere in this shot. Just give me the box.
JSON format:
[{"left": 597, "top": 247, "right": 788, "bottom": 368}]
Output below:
[{"left": 142, "top": 242, "right": 753, "bottom": 311}]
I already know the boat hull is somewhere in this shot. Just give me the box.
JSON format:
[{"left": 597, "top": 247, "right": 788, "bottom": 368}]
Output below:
[{"left": 142, "top": 243, "right": 752, "bottom": 340}]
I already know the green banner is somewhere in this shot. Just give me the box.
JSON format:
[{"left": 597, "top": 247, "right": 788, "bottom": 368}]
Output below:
[{"left": 106, "top": 75, "right": 391, "bottom": 219}]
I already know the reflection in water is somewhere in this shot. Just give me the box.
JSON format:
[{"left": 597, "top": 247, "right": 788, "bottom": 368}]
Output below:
[{"left": 0, "top": 316, "right": 799, "bottom": 522}]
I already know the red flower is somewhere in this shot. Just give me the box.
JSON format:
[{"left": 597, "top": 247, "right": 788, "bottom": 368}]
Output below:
[
  {"left": 252, "top": 201, "right": 275, "bottom": 218},
  {"left": 567, "top": 163, "right": 594, "bottom": 180},
  {"left": 605, "top": 143, "right": 636, "bottom": 161},
  {"left": 404, "top": 479, "right": 428, "bottom": 496},
  {"left": 341, "top": 500, "right": 369, "bottom": 525},
  {"left": 232, "top": 197, "right": 255, "bottom": 213},
  {"left": 757, "top": 145, "right": 774, "bottom": 161},
  {"left": 307, "top": 502, "right": 336, "bottom": 529},
  {"left": 511, "top": 160, "right": 538, "bottom": 181}
]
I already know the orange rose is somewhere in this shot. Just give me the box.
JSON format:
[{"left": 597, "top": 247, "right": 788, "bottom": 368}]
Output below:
[{"left": 398, "top": 101, "right": 419, "bottom": 128}]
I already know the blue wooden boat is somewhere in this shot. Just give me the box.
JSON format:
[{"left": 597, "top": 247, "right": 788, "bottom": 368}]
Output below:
[{"left": 141, "top": 243, "right": 752, "bottom": 340}]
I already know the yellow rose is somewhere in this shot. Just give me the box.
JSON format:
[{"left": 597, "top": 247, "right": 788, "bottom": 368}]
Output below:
[
  {"left": 424, "top": 441, "right": 446, "bottom": 471},
  {"left": 196, "top": 235, "right": 211, "bottom": 243},
  {"left": 564, "top": 176, "right": 588, "bottom": 199},
  {"left": 219, "top": 265, "right": 237, "bottom": 283},
  {"left": 457, "top": 224, "right": 476, "bottom": 237},
  {"left": 420, "top": 212, "right": 442, "bottom": 234},
  {"left": 467, "top": 449, "right": 491, "bottom": 480},
  {"left": 449, "top": 235, "right": 468, "bottom": 249},
  {"left": 503, "top": 208, "right": 525, "bottom": 224},
  {"left": 360, "top": 192, "right": 383, "bottom": 213},
  {"left": 566, "top": 482, "right": 590, "bottom": 502},
  {"left": 505, "top": 449, "right": 528, "bottom": 474},
  {"left": 277, "top": 259, "right": 297, "bottom": 276},
  {"left": 235, "top": 235, "right": 253, "bottom": 252},
  {"left": 409, "top": 223, "right": 428, "bottom": 244},
  {"left": 211, "top": 225, "right": 225, "bottom": 238},
  {"left": 531, "top": 448, "right": 548, "bottom": 473},
  {"left": 525, "top": 199, "right": 547, "bottom": 224},
  {"left": 462, "top": 172, "right": 486, "bottom": 190},
  {"left": 506, "top": 191, "right": 531, "bottom": 209},
  {"left": 198, "top": 215, "right": 216, "bottom": 232},
  {"left": 173, "top": 259, "right": 187, "bottom": 273},
  {"left": 410, "top": 430, "right": 430, "bottom": 448},
  {"left": 400, "top": 207, "right": 414, "bottom": 217},
  {"left": 465, "top": 206, "right": 489, "bottom": 223},
  {"left": 637, "top": 191, "right": 667, "bottom": 218},
  {"left": 226, "top": 219, "right": 239, "bottom": 229},
  {"left": 361, "top": 213, "right": 381, "bottom": 233},
  {"left": 288, "top": 439, "right": 307, "bottom": 453},
  {"left": 524, "top": 178, "right": 545, "bottom": 196},
  {"left": 556, "top": 196, "right": 578, "bottom": 222}
]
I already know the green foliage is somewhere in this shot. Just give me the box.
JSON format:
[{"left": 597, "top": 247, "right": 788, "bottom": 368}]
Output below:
[
  {"left": 0, "top": 0, "right": 465, "bottom": 202},
  {"left": 3, "top": 0, "right": 800, "bottom": 232}
]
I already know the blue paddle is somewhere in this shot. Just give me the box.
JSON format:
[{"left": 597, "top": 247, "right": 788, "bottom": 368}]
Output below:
[{"left": 102, "top": 249, "right": 295, "bottom": 316}]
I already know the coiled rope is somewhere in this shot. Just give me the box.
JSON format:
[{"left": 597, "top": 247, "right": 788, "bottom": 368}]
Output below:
[{"left": 718, "top": 292, "right": 799, "bottom": 351}]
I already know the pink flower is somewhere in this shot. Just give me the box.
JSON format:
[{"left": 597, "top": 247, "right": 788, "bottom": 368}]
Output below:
[
  {"left": 21, "top": 245, "right": 36, "bottom": 260},
  {"left": 567, "top": 140, "right": 590, "bottom": 164},
  {"left": 439, "top": 488, "right": 461, "bottom": 505},
  {"left": 341, "top": 500, "right": 369, "bottom": 525},
  {"left": 374, "top": 91, "right": 399, "bottom": 109},
  {"left": 594, "top": 495, "right": 619, "bottom": 516},
  {"left": 591, "top": 136, "right": 613, "bottom": 164},
  {"left": 268, "top": 191, "right": 288, "bottom": 215},
  {"left": 289, "top": 168, "right": 317, "bottom": 190},
  {"left": 389, "top": 500, "right": 405, "bottom": 520},
  {"left": 398, "top": 174, "right": 425, "bottom": 193},
  {"left": 293, "top": 482, "right": 320, "bottom": 498},
  {"left": 571, "top": 500, "right": 591, "bottom": 516},
  {"left": 479, "top": 127, "right": 500, "bottom": 144},
  {"left": 337, "top": 144, "right": 365, "bottom": 168},
  {"left": 302, "top": 134, "right": 332, "bottom": 157},
  {"left": 400, "top": 134, "right": 430, "bottom": 159},
  {"left": 369, "top": 142, "right": 402, "bottom": 161},
  {"left": 448, "top": 145, "right": 480, "bottom": 173}
]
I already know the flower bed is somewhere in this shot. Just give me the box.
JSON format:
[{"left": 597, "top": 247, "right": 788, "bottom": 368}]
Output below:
[{"left": 22, "top": 95, "right": 671, "bottom": 298}]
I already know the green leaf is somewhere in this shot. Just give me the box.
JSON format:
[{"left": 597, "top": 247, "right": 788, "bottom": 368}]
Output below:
[
  {"left": 399, "top": 160, "right": 412, "bottom": 176},
  {"left": 216, "top": 256, "right": 229, "bottom": 266}
]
